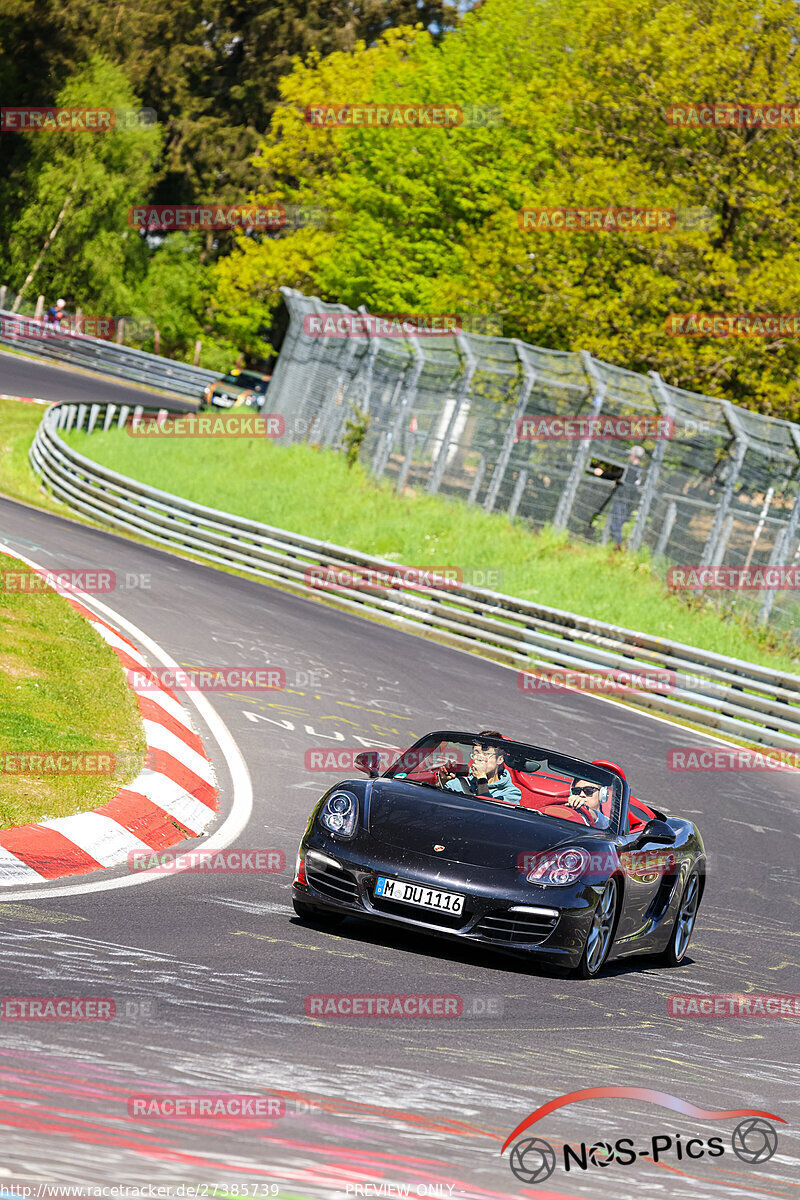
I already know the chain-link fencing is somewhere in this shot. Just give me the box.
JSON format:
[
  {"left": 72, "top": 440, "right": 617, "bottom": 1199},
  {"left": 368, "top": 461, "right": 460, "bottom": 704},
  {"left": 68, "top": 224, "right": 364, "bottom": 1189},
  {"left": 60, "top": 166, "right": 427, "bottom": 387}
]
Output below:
[{"left": 268, "top": 289, "right": 800, "bottom": 641}]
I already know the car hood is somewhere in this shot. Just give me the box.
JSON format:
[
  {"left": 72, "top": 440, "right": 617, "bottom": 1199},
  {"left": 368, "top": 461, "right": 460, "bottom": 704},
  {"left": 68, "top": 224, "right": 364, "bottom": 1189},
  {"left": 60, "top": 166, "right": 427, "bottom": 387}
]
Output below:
[{"left": 366, "top": 779, "right": 598, "bottom": 868}]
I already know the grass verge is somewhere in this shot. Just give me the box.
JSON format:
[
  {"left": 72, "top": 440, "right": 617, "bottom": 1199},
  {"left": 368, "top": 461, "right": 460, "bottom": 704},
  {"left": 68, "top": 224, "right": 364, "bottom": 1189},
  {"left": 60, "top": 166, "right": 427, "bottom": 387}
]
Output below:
[
  {"left": 0, "top": 560, "right": 145, "bottom": 829},
  {"left": 60, "top": 419, "right": 800, "bottom": 674}
]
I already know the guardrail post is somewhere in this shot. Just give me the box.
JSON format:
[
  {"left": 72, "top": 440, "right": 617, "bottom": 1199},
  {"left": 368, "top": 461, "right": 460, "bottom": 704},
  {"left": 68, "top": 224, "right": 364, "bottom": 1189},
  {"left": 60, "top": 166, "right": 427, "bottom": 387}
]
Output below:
[
  {"left": 87, "top": 404, "right": 100, "bottom": 434},
  {"left": 484, "top": 340, "right": 536, "bottom": 513},
  {"left": 701, "top": 403, "right": 749, "bottom": 566},
  {"left": 103, "top": 404, "right": 116, "bottom": 432},
  {"left": 553, "top": 351, "right": 606, "bottom": 529},
  {"left": 132, "top": 405, "right": 144, "bottom": 430},
  {"left": 508, "top": 469, "right": 528, "bottom": 520},
  {"left": 427, "top": 332, "right": 477, "bottom": 494},
  {"left": 655, "top": 499, "right": 677, "bottom": 558},
  {"left": 118, "top": 405, "right": 130, "bottom": 429},
  {"left": 65, "top": 406, "right": 76, "bottom": 431},
  {"left": 628, "top": 372, "right": 675, "bottom": 552},
  {"left": 75, "top": 404, "right": 87, "bottom": 431}
]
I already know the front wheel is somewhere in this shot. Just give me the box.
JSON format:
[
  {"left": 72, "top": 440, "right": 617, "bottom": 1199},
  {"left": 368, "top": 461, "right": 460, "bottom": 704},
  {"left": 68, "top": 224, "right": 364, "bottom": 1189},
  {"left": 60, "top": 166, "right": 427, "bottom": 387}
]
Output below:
[
  {"left": 292, "top": 897, "right": 344, "bottom": 926},
  {"left": 574, "top": 878, "right": 619, "bottom": 978},
  {"left": 659, "top": 869, "right": 701, "bottom": 966}
]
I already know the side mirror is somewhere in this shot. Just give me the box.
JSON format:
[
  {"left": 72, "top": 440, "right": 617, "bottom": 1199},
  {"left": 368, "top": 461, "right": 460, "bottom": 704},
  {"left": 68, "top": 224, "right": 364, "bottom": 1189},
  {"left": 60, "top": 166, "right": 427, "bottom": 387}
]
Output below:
[
  {"left": 632, "top": 818, "right": 674, "bottom": 846},
  {"left": 354, "top": 751, "right": 381, "bottom": 778}
]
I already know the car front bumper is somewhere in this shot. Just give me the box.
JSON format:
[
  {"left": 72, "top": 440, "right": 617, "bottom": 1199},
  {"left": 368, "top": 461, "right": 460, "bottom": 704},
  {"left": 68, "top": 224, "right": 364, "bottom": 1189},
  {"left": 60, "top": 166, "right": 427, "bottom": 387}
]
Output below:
[{"left": 293, "top": 841, "right": 602, "bottom": 968}]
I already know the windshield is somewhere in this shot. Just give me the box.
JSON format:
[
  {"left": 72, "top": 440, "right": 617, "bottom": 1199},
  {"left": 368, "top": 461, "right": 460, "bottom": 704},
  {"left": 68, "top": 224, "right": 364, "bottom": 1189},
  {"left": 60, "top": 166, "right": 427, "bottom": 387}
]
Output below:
[
  {"left": 221, "top": 372, "right": 268, "bottom": 391},
  {"left": 384, "top": 731, "right": 624, "bottom": 834}
]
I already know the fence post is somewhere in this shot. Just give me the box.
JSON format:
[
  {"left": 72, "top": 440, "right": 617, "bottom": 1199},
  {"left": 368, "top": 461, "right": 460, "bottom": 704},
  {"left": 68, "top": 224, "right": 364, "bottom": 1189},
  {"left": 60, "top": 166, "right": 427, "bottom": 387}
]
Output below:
[
  {"left": 0, "top": 285, "right": 6, "bottom": 310},
  {"left": 628, "top": 371, "right": 675, "bottom": 552},
  {"left": 427, "top": 333, "right": 477, "bottom": 494},
  {"left": 483, "top": 340, "right": 536, "bottom": 513},
  {"left": 655, "top": 499, "right": 678, "bottom": 558},
  {"left": 375, "top": 337, "right": 425, "bottom": 478},
  {"left": 553, "top": 351, "right": 606, "bottom": 529},
  {"left": 700, "top": 402, "right": 749, "bottom": 566},
  {"left": 508, "top": 469, "right": 528, "bottom": 520},
  {"left": 743, "top": 486, "right": 774, "bottom": 570},
  {"left": 467, "top": 455, "right": 487, "bottom": 505},
  {"left": 759, "top": 429, "right": 800, "bottom": 623},
  {"left": 34, "top": 295, "right": 44, "bottom": 319}
]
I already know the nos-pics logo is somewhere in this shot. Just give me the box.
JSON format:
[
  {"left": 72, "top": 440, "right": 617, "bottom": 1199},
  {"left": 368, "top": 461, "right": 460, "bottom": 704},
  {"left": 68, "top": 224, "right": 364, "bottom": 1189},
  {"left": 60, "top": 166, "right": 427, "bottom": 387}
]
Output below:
[{"left": 502, "top": 1087, "right": 783, "bottom": 1184}]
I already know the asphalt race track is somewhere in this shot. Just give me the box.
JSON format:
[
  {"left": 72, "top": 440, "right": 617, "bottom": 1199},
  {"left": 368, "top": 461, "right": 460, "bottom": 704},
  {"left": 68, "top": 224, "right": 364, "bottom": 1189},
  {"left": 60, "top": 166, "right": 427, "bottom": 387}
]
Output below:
[
  {"left": 0, "top": 347, "right": 195, "bottom": 410},
  {"left": 0, "top": 372, "right": 798, "bottom": 1199}
]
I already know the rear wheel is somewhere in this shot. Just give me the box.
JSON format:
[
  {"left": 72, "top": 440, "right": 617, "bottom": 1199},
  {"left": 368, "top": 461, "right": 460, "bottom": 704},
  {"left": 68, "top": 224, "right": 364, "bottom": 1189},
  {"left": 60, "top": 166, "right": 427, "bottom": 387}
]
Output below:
[
  {"left": 659, "top": 869, "right": 701, "bottom": 966},
  {"left": 292, "top": 897, "right": 344, "bottom": 926},
  {"left": 575, "top": 878, "right": 619, "bottom": 978}
]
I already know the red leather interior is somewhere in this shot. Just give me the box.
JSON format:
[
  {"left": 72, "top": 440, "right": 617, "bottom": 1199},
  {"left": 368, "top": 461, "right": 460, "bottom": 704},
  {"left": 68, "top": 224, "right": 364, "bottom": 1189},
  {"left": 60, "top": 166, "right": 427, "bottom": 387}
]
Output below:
[
  {"left": 542, "top": 803, "right": 594, "bottom": 826},
  {"left": 628, "top": 797, "right": 656, "bottom": 833},
  {"left": 508, "top": 770, "right": 571, "bottom": 811}
]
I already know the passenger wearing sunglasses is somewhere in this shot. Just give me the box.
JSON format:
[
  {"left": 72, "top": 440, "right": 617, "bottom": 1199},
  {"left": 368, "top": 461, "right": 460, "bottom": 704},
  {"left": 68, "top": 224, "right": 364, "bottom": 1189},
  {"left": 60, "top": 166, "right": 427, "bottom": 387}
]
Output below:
[{"left": 566, "top": 779, "right": 610, "bottom": 829}]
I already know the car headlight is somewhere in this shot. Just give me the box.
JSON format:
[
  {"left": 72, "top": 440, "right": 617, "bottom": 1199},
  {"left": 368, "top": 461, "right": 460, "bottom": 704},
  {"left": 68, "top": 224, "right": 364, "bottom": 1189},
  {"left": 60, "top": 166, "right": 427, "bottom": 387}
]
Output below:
[
  {"left": 319, "top": 790, "right": 358, "bottom": 838},
  {"left": 527, "top": 847, "right": 590, "bottom": 886}
]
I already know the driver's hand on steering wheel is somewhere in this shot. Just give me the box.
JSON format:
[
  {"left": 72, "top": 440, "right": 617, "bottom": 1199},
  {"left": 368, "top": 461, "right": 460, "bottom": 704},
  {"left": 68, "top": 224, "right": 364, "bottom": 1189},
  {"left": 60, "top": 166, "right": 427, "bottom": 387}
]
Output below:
[{"left": 436, "top": 762, "right": 457, "bottom": 787}]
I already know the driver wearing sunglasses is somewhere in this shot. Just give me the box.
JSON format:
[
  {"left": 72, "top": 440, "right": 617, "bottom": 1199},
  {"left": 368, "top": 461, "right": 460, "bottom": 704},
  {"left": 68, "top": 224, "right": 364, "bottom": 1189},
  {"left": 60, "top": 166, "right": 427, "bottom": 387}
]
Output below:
[{"left": 566, "top": 779, "right": 610, "bottom": 829}]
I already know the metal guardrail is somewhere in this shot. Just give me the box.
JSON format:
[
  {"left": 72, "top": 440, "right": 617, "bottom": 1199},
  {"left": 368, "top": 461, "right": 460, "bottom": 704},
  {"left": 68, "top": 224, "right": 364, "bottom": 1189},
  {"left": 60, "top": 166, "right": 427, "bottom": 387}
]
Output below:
[
  {"left": 30, "top": 401, "right": 800, "bottom": 751},
  {"left": 0, "top": 310, "right": 217, "bottom": 399}
]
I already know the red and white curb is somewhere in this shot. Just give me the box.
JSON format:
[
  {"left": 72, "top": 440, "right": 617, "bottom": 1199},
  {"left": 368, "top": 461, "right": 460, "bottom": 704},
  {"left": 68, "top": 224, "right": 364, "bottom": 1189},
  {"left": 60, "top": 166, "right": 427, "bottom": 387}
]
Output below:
[
  {"left": 0, "top": 554, "right": 219, "bottom": 885},
  {"left": 0, "top": 393, "right": 49, "bottom": 404}
]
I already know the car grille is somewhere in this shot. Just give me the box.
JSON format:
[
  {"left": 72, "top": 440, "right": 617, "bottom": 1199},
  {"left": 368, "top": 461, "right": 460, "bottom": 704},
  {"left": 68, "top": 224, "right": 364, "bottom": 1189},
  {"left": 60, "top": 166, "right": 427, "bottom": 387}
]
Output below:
[
  {"left": 370, "top": 894, "right": 468, "bottom": 929},
  {"left": 475, "top": 909, "right": 559, "bottom": 945},
  {"left": 306, "top": 859, "right": 359, "bottom": 905}
]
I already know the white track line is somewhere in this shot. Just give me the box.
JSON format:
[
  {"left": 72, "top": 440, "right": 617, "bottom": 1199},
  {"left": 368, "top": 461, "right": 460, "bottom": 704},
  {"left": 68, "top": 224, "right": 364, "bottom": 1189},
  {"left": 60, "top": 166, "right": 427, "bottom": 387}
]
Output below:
[{"left": 0, "top": 547, "right": 253, "bottom": 900}]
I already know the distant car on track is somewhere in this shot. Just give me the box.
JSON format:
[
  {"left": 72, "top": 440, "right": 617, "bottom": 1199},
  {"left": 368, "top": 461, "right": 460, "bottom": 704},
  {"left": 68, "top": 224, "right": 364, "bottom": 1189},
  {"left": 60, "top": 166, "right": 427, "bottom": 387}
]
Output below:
[
  {"left": 292, "top": 730, "right": 706, "bottom": 977},
  {"left": 199, "top": 368, "right": 271, "bottom": 412}
]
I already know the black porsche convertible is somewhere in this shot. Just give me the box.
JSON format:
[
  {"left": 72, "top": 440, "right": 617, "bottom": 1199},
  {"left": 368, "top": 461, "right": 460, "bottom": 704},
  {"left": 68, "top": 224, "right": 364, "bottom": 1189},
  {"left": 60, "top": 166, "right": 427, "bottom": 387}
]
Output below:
[{"left": 291, "top": 730, "right": 706, "bottom": 977}]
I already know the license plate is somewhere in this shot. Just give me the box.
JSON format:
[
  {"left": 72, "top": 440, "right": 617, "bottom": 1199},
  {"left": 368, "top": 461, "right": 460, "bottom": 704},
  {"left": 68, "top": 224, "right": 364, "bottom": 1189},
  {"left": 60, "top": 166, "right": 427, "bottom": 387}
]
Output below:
[{"left": 374, "top": 876, "right": 464, "bottom": 915}]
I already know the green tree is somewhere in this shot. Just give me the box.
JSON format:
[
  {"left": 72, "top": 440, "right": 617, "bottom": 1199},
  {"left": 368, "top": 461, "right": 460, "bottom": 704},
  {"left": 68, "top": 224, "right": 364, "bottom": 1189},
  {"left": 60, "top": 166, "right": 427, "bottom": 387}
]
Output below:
[
  {"left": 214, "top": 0, "right": 800, "bottom": 417},
  {"left": 4, "top": 56, "right": 162, "bottom": 315}
]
